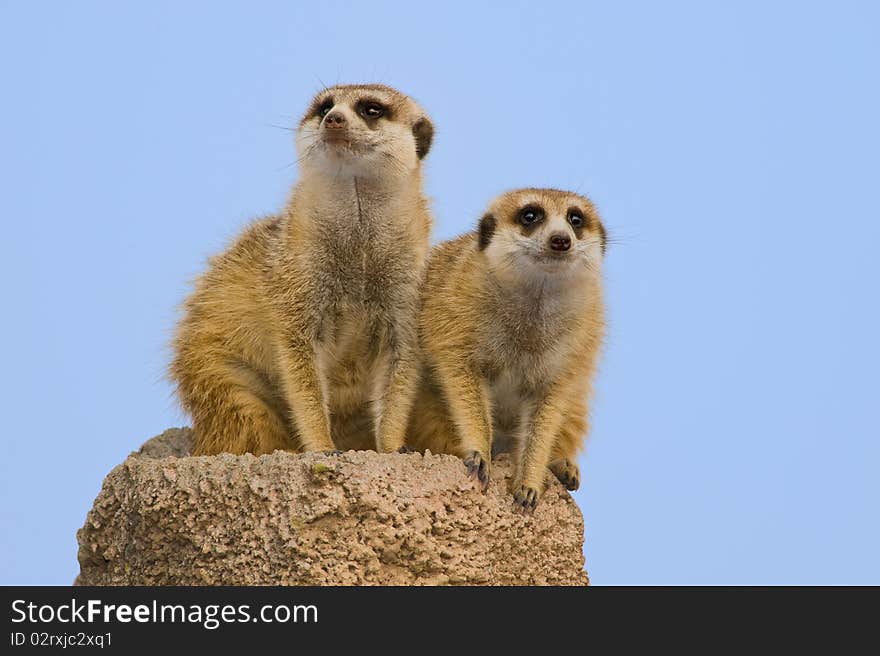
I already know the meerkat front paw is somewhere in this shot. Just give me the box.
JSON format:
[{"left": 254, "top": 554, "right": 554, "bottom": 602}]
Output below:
[
  {"left": 463, "top": 450, "right": 491, "bottom": 491},
  {"left": 512, "top": 484, "right": 540, "bottom": 513},
  {"left": 548, "top": 458, "right": 580, "bottom": 491}
]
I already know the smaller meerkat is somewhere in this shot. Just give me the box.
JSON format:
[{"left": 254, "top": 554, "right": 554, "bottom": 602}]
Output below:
[{"left": 406, "top": 188, "right": 606, "bottom": 510}]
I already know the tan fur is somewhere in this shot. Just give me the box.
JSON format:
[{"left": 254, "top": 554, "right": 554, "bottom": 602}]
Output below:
[
  {"left": 406, "top": 189, "right": 606, "bottom": 510},
  {"left": 171, "top": 84, "right": 434, "bottom": 455}
]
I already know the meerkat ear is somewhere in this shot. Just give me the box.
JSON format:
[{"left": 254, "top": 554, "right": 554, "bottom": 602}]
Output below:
[
  {"left": 412, "top": 117, "right": 434, "bottom": 159},
  {"left": 598, "top": 223, "right": 608, "bottom": 255},
  {"left": 478, "top": 213, "right": 496, "bottom": 250}
]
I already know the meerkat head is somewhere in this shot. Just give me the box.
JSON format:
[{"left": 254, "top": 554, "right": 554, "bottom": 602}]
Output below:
[
  {"left": 477, "top": 188, "right": 607, "bottom": 286},
  {"left": 295, "top": 84, "right": 433, "bottom": 181}
]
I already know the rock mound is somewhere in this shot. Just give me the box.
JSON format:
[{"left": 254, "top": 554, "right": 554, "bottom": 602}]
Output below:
[{"left": 76, "top": 428, "right": 588, "bottom": 585}]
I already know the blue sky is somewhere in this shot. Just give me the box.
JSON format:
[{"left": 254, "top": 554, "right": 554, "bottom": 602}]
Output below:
[{"left": 1, "top": 1, "right": 877, "bottom": 584}]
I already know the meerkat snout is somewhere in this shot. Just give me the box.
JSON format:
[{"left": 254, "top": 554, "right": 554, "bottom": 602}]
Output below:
[
  {"left": 322, "top": 110, "right": 347, "bottom": 129},
  {"left": 549, "top": 233, "right": 572, "bottom": 252}
]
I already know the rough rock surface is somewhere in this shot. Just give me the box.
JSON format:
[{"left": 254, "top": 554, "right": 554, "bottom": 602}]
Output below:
[{"left": 76, "top": 428, "right": 589, "bottom": 586}]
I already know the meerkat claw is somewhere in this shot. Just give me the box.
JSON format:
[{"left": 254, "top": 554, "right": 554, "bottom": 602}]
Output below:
[
  {"left": 513, "top": 485, "right": 539, "bottom": 513},
  {"left": 549, "top": 458, "right": 581, "bottom": 491},
  {"left": 463, "top": 451, "right": 490, "bottom": 491}
]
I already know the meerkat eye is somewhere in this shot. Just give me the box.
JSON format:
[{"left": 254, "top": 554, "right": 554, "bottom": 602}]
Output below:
[
  {"left": 359, "top": 102, "right": 385, "bottom": 119},
  {"left": 317, "top": 100, "right": 334, "bottom": 118},
  {"left": 519, "top": 207, "right": 544, "bottom": 226},
  {"left": 568, "top": 211, "right": 585, "bottom": 229}
]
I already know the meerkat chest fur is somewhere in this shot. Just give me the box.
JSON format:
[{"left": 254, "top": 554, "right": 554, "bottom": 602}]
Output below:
[
  {"left": 314, "top": 182, "right": 419, "bottom": 292},
  {"left": 479, "top": 279, "right": 585, "bottom": 410},
  {"left": 280, "top": 175, "right": 428, "bottom": 402}
]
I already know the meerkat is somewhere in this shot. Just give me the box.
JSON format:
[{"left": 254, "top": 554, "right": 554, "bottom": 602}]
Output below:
[
  {"left": 406, "top": 188, "right": 606, "bottom": 510},
  {"left": 170, "top": 84, "right": 434, "bottom": 456}
]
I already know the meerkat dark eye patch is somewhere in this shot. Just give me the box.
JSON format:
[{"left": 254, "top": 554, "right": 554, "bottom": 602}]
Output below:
[
  {"left": 314, "top": 97, "right": 334, "bottom": 119},
  {"left": 357, "top": 99, "right": 387, "bottom": 120},
  {"left": 517, "top": 205, "right": 544, "bottom": 233},
  {"left": 567, "top": 207, "right": 587, "bottom": 237},
  {"left": 478, "top": 213, "right": 497, "bottom": 250},
  {"left": 412, "top": 117, "right": 434, "bottom": 159}
]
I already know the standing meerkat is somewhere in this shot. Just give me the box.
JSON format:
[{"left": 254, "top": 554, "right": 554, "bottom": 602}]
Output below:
[
  {"left": 171, "top": 84, "right": 434, "bottom": 456},
  {"left": 406, "top": 188, "right": 606, "bottom": 510}
]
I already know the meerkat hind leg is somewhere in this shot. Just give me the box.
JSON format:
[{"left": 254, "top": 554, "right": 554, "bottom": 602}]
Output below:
[
  {"left": 404, "top": 375, "right": 459, "bottom": 455},
  {"left": 373, "top": 359, "right": 418, "bottom": 453},
  {"left": 372, "top": 324, "right": 421, "bottom": 454},
  {"left": 189, "top": 378, "right": 293, "bottom": 456}
]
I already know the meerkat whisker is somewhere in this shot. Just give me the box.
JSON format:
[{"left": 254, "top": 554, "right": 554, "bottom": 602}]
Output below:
[{"left": 265, "top": 123, "right": 295, "bottom": 133}]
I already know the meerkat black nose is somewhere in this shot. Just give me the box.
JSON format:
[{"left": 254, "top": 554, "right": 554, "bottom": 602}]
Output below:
[
  {"left": 324, "top": 111, "right": 346, "bottom": 128},
  {"left": 549, "top": 234, "right": 572, "bottom": 252}
]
